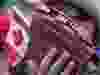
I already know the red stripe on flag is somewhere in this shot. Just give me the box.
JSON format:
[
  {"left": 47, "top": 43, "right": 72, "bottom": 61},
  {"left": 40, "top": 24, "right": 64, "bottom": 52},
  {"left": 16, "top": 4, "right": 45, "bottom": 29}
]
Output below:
[
  {"left": 8, "top": 47, "right": 16, "bottom": 65},
  {"left": 0, "top": 16, "right": 10, "bottom": 32}
]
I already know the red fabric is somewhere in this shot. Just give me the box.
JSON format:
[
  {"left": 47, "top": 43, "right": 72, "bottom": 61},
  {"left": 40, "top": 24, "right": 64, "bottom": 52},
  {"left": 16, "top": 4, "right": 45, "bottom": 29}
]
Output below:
[
  {"left": 0, "top": 16, "right": 16, "bottom": 65},
  {"left": 8, "top": 46, "right": 16, "bottom": 65},
  {"left": 0, "top": 16, "right": 10, "bottom": 32}
]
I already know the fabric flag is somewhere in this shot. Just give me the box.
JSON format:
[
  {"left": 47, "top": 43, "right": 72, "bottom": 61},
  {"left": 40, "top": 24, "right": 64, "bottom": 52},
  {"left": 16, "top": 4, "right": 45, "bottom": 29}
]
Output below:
[
  {"left": 0, "top": 16, "right": 9, "bottom": 32},
  {"left": 8, "top": 46, "right": 16, "bottom": 66},
  {"left": 6, "top": 6, "right": 31, "bottom": 66}
]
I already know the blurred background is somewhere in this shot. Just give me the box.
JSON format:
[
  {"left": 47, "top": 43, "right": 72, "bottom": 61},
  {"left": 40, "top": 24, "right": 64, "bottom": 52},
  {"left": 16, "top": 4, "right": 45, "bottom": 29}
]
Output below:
[{"left": 0, "top": 0, "right": 98, "bottom": 75}]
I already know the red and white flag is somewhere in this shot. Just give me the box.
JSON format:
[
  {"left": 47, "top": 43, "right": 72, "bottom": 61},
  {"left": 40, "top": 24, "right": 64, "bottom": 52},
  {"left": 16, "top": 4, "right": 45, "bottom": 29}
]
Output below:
[{"left": 6, "top": 6, "right": 31, "bottom": 66}]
